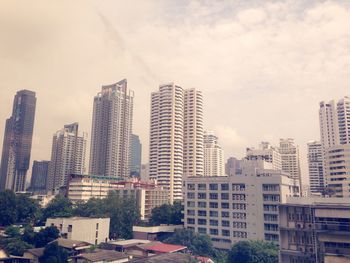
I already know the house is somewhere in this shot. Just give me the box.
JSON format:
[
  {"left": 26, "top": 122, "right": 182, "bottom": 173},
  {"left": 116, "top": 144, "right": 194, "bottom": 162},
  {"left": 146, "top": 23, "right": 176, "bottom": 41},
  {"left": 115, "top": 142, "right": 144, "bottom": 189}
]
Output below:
[
  {"left": 0, "top": 249, "right": 30, "bottom": 263},
  {"left": 132, "top": 225, "right": 183, "bottom": 241},
  {"left": 102, "top": 240, "right": 151, "bottom": 253},
  {"left": 130, "top": 253, "right": 210, "bottom": 263},
  {"left": 123, "top": 242, "right": 187, "bottom": 257},
  {"left": 23, "top": 248, "right": 44, "bottom": 263},
  {"left": 72, "top": 250, "right": 130, "bottom": 263}
]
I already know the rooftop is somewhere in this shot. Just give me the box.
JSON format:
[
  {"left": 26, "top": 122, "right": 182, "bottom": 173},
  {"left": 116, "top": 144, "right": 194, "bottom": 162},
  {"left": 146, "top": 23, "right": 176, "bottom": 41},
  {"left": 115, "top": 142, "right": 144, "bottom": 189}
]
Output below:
[
  {"left": 50, "top": 238, "right": 92, "bottom": 249},
  {"left": 74, "top": 250, "right": 129, "bottom": 262},
  {"left": 284, "top": 197, "right": 350, "bottom": 207},
  {"left": 143, "top": 243, "right": 187, "bottom": 253}
]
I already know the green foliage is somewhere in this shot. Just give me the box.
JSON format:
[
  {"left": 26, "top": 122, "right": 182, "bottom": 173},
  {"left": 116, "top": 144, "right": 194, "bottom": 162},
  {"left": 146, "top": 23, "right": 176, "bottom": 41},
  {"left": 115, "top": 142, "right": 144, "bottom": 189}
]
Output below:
[
  {"left": 149, "top": 201, "right": 183, "bottom": 226},
  {"left": 22, "top": 226, "right": 35, "bottom": 244},
  {"left": 0, "top": 237, "right": 33, "bottom": 256},
  {"left": 39, "top": 241, "right": 68, "bottom": 263},
  {"left": 0, "top": 190, "right": 17, "bottom": 226},
  {"left": 15, "top": 194, "right": 40, "bottom": 224},
  {"left": 227, "top": 240, "right": 278, "bottom": 263},
  {"left": 41, "top": 195, "right": 73, "bottom": 222},
  {"left": 4, "top": 226, "right": 21, "bottom": 238},
  {"left": 164, "top": 229, "right": 221, "bottom": 260},
  {"left": 34, "top": 226, "right": 60, "bottom": 248}
]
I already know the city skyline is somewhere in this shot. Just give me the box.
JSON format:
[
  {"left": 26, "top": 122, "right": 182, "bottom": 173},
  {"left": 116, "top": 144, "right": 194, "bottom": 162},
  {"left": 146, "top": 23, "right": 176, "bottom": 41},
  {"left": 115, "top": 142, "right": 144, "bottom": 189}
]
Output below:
[{"left": 2, "top": 1, "right": 350, "bottom": 185}]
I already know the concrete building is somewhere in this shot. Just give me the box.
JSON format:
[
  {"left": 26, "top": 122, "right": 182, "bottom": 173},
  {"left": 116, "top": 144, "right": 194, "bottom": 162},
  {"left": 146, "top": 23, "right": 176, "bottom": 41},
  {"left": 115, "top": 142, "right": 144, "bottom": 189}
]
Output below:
[
  {"left": 67, "top": 175, "right": 169, "bottom": 220},
  {"left": 130, "top": 134, "right": 142, "bottom": 177},
  {"left": 29, "top": 160, "right": 50, "bottom": 194},
  {"left": 89, "top": 79, "right": 134, "bottom": 178},
  {"left": 203, "top": 131, "right": 225, "bottom": 177},
  {"left": 46, "top": 217, "right": 110, "bottom": 245},
  {"left": 279, "top": 197, "right": 350, "bottom": 263},
  {"left": 307, "top": 141, "right": 325, "bottom": 195},
  {"left": 225, "top": 157, "right": 241, "bottom": 176},
  {"left": 149, "top": 83, "right": 203, "bottom": 203},
  {"left": 324, "top": 144, "right": 350, "bottom": 198},
  {"left": 140, "top": 164, "right": 149, "bottom": 182},
  {"left": 279, "top": 138, "right": 302, "bottom": 183},
  {"left": 47, "top": 123, "right": 87, "bottom": 192},
  {"left": 0, "top": 90, "right": 36, "bottom": 192},
  {"left": 246, "top": 142, "right": 282, "bottom": 171},
  {"left": 183, "top": 160, "right": 300, "bottom": 249}
]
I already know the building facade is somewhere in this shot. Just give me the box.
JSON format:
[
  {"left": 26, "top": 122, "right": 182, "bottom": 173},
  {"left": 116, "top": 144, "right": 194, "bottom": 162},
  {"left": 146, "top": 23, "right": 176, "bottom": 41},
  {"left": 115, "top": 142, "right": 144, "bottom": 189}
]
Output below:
[
  {"left": 0, "top": 90, "right": 36, "bottom": 192},
  {"left": 279, "top": 139, "right": 302, "bottom": 183},
  {"left": 67, "top": 175, "right": 169, "bottom": 220},
  {"left": 203, "top": 131, "right": 224, "bottom": 177},
  {"left": 183, "top": 160, "right": 300, "bottom": 249},
  {"left": 29, "top": 160, "right": 50, "bottom": 193},
  {"left": 89, "top": 79, "right": 134, "bottom": 178},
  {"left": 130, "top": 134, "right": 142, "bottom": 177},
  {"left": 279, "top": 197, "right": 350, "bottom": 263},
  {"left": 307, "top": 141, "right": 325, "bottom": 195},
  {"left": 149, "top": 83, "right": 203, "bottom": 203},
  {"left": 245, "top": 142, "right": 282, "bottom": 171},
  {"left": 47, "top": 123, "right": 87, "bottom": 192},
  {"left": 46, "top": 217, "right": 110, "bottom": 245},
  {"left": 225, "top": 157, "right": 241, "bottom": 176}
]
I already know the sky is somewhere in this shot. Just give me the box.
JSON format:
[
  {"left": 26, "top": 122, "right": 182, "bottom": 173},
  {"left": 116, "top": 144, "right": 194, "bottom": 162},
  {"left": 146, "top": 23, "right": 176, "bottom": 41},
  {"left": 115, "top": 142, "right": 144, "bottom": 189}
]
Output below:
[{"left": 1, "top": 0, "right": 350, "bottom": 185}]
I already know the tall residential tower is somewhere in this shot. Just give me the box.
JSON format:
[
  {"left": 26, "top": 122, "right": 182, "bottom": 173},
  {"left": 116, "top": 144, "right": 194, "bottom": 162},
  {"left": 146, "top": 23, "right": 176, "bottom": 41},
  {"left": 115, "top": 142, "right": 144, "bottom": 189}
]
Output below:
[
  {"left": 89, "top": 79, "right": 134, "bottom": 178},
  {"left": 149, "top": 83, "right": 203, "bottom": 203},
  {"left": 203, "top": 131, "right": 224, "bottom": 177},
  {"left": 307, "top": 141, "right": 324, "bottom": 194},
  {"left": 0, "top": 90, "right": 36, "bottom": 192}
]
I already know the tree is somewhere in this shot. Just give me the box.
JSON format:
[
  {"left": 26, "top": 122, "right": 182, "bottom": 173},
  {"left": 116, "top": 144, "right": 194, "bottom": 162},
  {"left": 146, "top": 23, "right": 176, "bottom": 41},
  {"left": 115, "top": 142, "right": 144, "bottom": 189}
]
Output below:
[
  {"left": 149, "top": 202, "right": 183, "bottom": 226},
  {"left": 0, "top": 237, "right": 32, "bottom": 256},
  {"left": 4, "top": 226, "right": 21, "bottom": 238},
  {"left": 227, "top": 240, "right": 278, "bottom": 263},
  {"left": 15, "top": 194, "right": 40, "bottom": 224},
  {"left": 23, "top": 226, "right": 35, "bottom": 245},
  {"left": 39, "top": 241, "right": 68, "bottom": 263},
  {"left": 0, "top": 190, "right": 17, "bottom": 226},
  {"left": 41, "top": 195, "right": 73, "bottom": 222},
  {"left": 34, "top": 226, "right": 60, "bottom": 248}
]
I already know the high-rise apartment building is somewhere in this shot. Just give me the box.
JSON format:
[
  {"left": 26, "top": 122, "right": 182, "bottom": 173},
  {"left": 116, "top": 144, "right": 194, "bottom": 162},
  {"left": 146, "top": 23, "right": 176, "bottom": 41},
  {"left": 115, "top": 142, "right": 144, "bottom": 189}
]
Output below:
[
  {"left": 149, "top": 83, "right": 203, "bottom": 203},
  {"left": 89, "top": 79, "right": 134, "bottom": 178},
  {"left": 130, "top": 134, "right": 142, "bottom": 177},
  {"left": 225, "top": 157, "right": 241, "bottom": 176},
  {"left": 279, "top": 139, "right": 301, "bottom": 182},
  {"left": 246, "top": 142, "right": 282, "bottom": 171},
  {"left": 0, "top": 90, "right": 36, "bottom": 192},
  {"left": 184, "top": 160, "right": 300, "bottom": 249},
  {"left": 204, "top": 131, "right": 224, "bottom": 177},
  {"left": 47, "top": 123, "right": 87, "bottom": 192},
  {"left": 307, "top": 141, "right": 324, "bottom": 194},
  {"left": 29, "top": 160, "right": 50, "bottom": 193}
]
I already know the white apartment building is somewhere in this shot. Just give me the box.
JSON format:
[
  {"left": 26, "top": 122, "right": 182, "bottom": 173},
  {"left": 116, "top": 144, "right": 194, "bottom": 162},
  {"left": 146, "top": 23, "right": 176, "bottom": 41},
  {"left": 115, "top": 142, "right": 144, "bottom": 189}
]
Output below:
[
  {"left": 279, "top": 139, "right": 302, "bottom": 183},
  {"left": 67, "top": 175, "right": 169, "bottom": 220},
  {"left": 204, "top": 131, "right": 225, "bottom": 177},
  {"left": 245, "top": 142, "right": 282, "bottom": 171},
  {"left": 324, "top": 144, "right": 350, "bottom": 198},
  {"left": 47, "top": 123, "right": 87, "bottom": 192},
  {"left": 307, "top": 141, "right": 325, "bottom": 195},
  {"left": 46, "top": 217, "right": 110, "bottom": 245},
  {"left": 149, "top": 83, "right": 203, "bottom": 203},
  {"left": 89, "top": 79, "right": 134, "bottom": 178},
  {"left": 183, "top": 160, "right": 300, "bottom": 249}
]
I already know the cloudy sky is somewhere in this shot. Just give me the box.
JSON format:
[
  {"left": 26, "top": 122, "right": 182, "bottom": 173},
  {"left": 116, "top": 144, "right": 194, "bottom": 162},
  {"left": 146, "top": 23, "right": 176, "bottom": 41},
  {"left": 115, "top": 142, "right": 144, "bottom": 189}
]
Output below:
[{"left": 1, "top": 0, "right": 350, "bottom": 184}]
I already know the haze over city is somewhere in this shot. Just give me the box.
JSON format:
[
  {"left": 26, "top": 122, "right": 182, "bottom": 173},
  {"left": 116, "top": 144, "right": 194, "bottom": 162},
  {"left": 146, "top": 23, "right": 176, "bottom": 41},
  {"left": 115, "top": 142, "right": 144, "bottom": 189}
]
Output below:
[{"left": 2, "top": 0, "right": 350, "bottom": 183}]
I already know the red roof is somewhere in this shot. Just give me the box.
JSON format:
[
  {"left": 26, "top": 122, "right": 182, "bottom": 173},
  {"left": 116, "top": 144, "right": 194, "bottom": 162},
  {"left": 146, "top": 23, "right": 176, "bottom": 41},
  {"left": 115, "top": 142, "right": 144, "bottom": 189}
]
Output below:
[
  {"left": 145, "top": 243, "right": 187, "bottom": 253},
  {"left": 195, "top": 256, "right": 212, "bottom": 263}
]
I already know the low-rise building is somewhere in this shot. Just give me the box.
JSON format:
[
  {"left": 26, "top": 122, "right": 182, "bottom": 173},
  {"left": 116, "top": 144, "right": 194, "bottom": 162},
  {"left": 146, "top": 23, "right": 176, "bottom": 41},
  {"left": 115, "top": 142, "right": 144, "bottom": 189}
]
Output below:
[
  {"left": 132, "top": 225, "right": 183, "bottom": 241},
  {"left": 67, "top": 174, "right": 169, "bottom": 220},
  {"left": 183, "top": 160, "right": 300, "bottom": 249},
  {"left": 46, "top": 217, "right": 110, "bottom": 245},
  {"left": 279, "top": 197, "right": 350, "bottom": 263},
  {"left": 72, "top": 250, "right": 130, "bottom": 263}
]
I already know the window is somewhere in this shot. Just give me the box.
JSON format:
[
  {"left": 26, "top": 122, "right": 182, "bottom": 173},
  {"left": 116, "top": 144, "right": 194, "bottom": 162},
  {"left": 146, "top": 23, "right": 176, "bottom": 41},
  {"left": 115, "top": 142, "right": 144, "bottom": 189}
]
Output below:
[
  {"left": 232, "top": 184, "right": 245, "bottom": 191},
  {"left": 264, "top": 214, "right": 278, "bottom": 222},
  {"left": 210, "top": 193, "right": 218, "bottom": 200},
  {"left": 233, "top": 231, "right": 247, "bottom": 238},
  {"left": 198, "top": 219, "right": 207, "bottom": 225},
  {"left": 68, "top": 225, "right": 73, "bottom": 233},
  {"left": 210, "top": 229, "right": 219, "bottom": 235},
  {"left": 262, "top": 184, "right": 279, "bottom": 191},
  {"left": 198, "top": 201, "right": 207, "bottom": 208},
  {"left": 233, "top": 222, "right": 247, "bottom": 229},
  {"left": 221, "top": 184, "right": 229, "bottom": 191},
  {"left": 187, "top": 210, "right": 195, "bottom": 216},
  {"left": 187, "top": 184, "right": 195, "bottom": 190},
  {"left": 221, "top": 211, "right": 229, "bottom": 218},
  {"left": 221, "top": 202, "right": 229, "bottom": 209},
  {"left": 187, "top": 201, "right": 195, "bottom": 207},
  {"left": 221, "top": 193, "right": 229, "bottom": 200},
  {"left": 232, "top": 194, "right": 246, "bottom": 201},
  {"left": 198, "top": 184, "right": 206, "bottom": 190},
  {"left": 210, "top": 202, "right": 218, "bottom": 208},
  {"left": 264, "top": 224, "right": 278, "bottom": 231},
  {"left": 222, "top": 230, "right": 230, "bottom": 236},
  {"left": 198, "top": 227, "right": 207, "bottom": 234},
  {"left": 263, "top": 194, "right": 280, "bottom": 202},
  {"left": 233, "top": 212, "right": 246, "bottom": 219},
  {"left": 187, "top": 193, "right": 195, "bottom": 199},
  {"left": 209, "top": 184, "right": 218, "bottom": 190},
  {"left": 232, "top": 203, "right": 246, "bottom": 210},
  {"left": 210, "top": 220, "right": 218, "bottom": 226},
  {"left": 198, "top": 210, "right": 207, "bottom": 217},
  {"left": 198, "top": 192, "right": 207, "bottom": 199},
  {"left": 210, "top": 211, "right": 218, "bottom": 217},
  {"left": 187, "top": 218, "right": 195, "bottom": 224},
  {"left": 222, "top": 220, "right": 230, "bottom": 227},
  {"left": 96, "top": 223, "right": 99, "bottom": 230}
]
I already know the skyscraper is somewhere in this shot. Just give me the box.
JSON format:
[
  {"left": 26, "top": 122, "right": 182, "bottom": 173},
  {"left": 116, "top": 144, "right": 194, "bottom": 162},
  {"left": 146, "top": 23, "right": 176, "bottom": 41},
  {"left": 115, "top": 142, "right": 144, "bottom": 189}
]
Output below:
[
  {"left": 203, "top": 131, "right": 224, "bottom": 177},
  {"left": 149, "top": 83, "right": 203, "bottom": 203},
  {"left": 47, "top": 123, "right": 87, "bottom": 192},
  {"left": 130, "top": 134, "right": 142, "bottom": 177},
  {"left": 89, "top": 79, "right": 134, "bottom": 178},
  {"left": 29, "top": 160, "right": 50, "bottom": 193},
  {"left": 307, "top": 141, "right": 324, "bottom": 194},
  {"left": 279, "top": 138, "right": 301, "bottom": 183},
  {"left": 245, "top": 142, "right": 282, "bottom": 171},
  {"left": 0, "top": 90, "right": 36, "bottom": 192}
]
